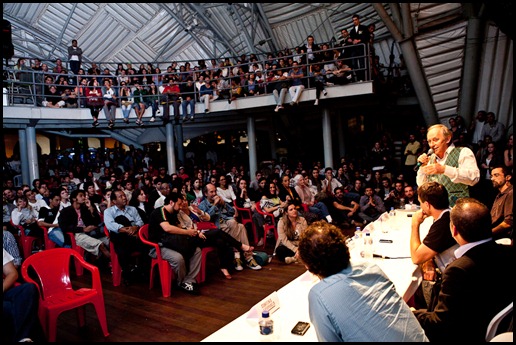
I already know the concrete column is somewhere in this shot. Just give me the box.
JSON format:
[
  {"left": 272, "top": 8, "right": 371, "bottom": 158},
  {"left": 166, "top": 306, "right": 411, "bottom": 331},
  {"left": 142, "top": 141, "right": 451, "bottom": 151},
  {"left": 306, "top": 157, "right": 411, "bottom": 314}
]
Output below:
[
  {"left": 460, "top": 16, "right": 483, "bottom": 126},
  {"left": 25, "top": 126, "right": 39, "bottom": 184},
  {"left": 247, "top": 116, "right": 257, "bottom": 179},
  {"left": 322, "top": 108, "right": 333, "bottom": 169},
  {"left": 175, "top": 122, "right": 185, "bottom": 165},
  {"left": 337, "top": 115, "right": 346, "bottom": 159},
  {"left": 165, "top": 121, "right": 176, "bottom": 175},
  {"left": 18, "top": 129, "right": 30, "bottom": 186}
]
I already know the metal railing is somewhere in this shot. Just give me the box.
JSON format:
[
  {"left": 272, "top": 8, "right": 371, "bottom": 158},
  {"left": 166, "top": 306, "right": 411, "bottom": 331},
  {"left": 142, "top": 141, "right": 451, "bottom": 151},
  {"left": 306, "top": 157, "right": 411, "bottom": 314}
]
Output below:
[{"left": 3, "top": 44, "right": 370, "bottom": 108}]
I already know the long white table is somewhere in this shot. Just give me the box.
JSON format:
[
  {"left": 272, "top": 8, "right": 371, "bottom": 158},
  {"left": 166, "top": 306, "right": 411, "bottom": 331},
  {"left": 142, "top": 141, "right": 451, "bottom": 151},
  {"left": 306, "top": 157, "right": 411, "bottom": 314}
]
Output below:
[{"left": 202, "top": 209, "right": 432, "bottom": 342}]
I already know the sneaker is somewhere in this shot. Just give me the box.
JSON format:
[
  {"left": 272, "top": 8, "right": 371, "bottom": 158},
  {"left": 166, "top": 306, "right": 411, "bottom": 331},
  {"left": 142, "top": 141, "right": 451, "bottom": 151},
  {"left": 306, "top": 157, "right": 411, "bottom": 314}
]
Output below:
[
  {"left": 150, "top": 116, "right": 156, "bottom": 122},
  {"left": 92, "top": 120, "right": 99, "bottom": 127},
  {"left": 108, "top": 121, "right": 114, "bottom": 129},
  {"left": 18, "top": 338, "right": 33, "bottom": 342},
  {"left": 285, "top": 256, "right": 297, "bottom": 264},
  {"left": 179, "top": 282, "right": 199, "bottom": 295},
  {"left": 157, "top": 109, "right": 161, "bottom": 114},
  {"left": 190, "top": 115, "right": 194, "bottom": 121},
  {"left": 274, "top": 105, "right": 280, "bottom": 113},
  {"left": 138, "top": 120, "right": 144, "bottom": 127},
  {"left": 289, "top": 101, "right": 295, "bottom": 106},
  {"left": 123, "top": 118, "right": 129, "bottom": 124},
  {"left": 314, "top": 99, "right": 319, "bottom": 106},
  {"left": 246, "top": 257, "right": 262, "bottom": 270},
  {"left": 205, "top": 109, "right": 210, "bottom": 113},
  {"left": 228, "top": 98, "right": 232, "bottom": 104},
  {"left": 323, "top": 90, "right": 328, "bottom": 96},
  {"left": 234, "top": 258, "right": 244, "bottom": 271}
]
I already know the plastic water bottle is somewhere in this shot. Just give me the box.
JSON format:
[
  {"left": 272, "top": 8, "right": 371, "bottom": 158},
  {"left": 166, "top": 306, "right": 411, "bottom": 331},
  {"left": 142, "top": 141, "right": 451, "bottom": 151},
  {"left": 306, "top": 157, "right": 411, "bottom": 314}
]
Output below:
[
  {"left": 259, "top": 310, "right": 274, "bottom": 337},
  {"left": 399, "top": 198, "right": 405, "bottom": 209},
  {"left": 363, "top": 232, "right": 374, "bottom": 260},
  {"left": 389, "top": 207, "right": 395, "bottom": 217}
]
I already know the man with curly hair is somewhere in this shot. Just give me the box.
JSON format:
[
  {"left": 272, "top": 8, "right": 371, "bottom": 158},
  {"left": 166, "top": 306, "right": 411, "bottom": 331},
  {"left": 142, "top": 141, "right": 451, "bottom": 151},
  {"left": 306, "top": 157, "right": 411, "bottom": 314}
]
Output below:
[{"left": 297, "top": 221, "right": 428, "bottom": 342}]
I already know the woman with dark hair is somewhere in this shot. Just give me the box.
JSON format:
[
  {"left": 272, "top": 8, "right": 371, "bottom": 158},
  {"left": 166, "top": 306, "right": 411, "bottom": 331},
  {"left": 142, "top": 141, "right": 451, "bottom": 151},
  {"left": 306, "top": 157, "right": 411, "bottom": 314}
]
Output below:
[
  {"left": 273, "top": 202, "right": 307, "bottom": 264},
  {"left": 85, "top": 78, "right": 103, "bottom": 127},
  {"left": 129, "top": 188, "right": 152, "bottom": 224}
]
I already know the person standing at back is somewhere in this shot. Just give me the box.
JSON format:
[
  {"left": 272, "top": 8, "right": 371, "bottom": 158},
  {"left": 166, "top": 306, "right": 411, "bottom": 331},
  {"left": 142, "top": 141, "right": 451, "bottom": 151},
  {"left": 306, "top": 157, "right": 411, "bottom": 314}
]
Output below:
[
  {"left": 416, "top": 124, "right": 479, "bottom": 206},
  {"left": 298, "top": 221, "right": 429, "bottom": 342},
  {"left": 412, "top": 198, "right": 513, "bottom": 342},
  {"left": 68, "top": 39, "right": 83, "bottom": 75},
  {"left": 348, "top": 14, "right": 370, "bottom": 81}
]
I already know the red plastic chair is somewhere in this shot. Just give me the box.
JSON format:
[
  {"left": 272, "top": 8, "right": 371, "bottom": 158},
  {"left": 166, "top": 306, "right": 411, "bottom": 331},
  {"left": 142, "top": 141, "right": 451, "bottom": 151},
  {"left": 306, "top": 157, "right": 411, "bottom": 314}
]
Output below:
[
  {"left": 196, "top": 221, "right": 218, "bottom": 283},
  {"left": 11, "top": 221, "right": 40, "bottom": 260},
  {"left": 104, "top": 225, "right": 142, "bottom": 287},
  {"left": 104, "top": 226, "right": 122, "bottom": 287},
  {"left": 21, "top": 248, "right": 109, "bottom": 342},
  {"left": 42, "top": 226, "right": 85, "bottom": 276},
  {"left": 233, "top": 200, "right": 259, "bottom": 245},
  {"left": 254, "top": 201, "right": 278, "bottom": 249},
  {"left": 138, "top": 224, "right": 175, "bottom": 297}
]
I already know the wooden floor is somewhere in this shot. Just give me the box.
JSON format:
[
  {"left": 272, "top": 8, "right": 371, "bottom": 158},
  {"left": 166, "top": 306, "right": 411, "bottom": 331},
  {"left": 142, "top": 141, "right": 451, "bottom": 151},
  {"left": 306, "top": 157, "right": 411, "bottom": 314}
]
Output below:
[{"left": 52, "top": 239, "right": 308, "bottom": 342}]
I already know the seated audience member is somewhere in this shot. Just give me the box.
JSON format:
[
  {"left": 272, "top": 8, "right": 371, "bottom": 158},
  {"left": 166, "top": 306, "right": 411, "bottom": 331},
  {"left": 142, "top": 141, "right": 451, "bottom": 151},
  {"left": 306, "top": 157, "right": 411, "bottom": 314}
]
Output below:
[
  {"left": 42, "top": 85, "right": 65, "bottom": 108},
  {"left": 321, "top": 167, "right": 342, "bottom": 198},
  {"left": 148, "top": 192, "right": 202, "bottom": 294},
  {"left": 129, "top": 188, "right": 153, "bottom": 224},
  {"left": 358, "top": 185, "right": 386, "bottom": 224},
  {"left": 490, "top": 166, "right": 513, "bottom": 241},
  {"left": 329, "top": 187, "right": 361, "bottom": 228},
  {"left": 199, "top": 77, "right": 218, "bottom": 113},
  {"left": 37, "top": 189, "right": 70, "bottom": 248},
  {"left": 58, "top": 190, "right": 111, "bottom": 260},
  {"left": 11, "top": 195, "right": 44, "bottom": 240},
  {"left": 384, "top": 180, "right": 404, "bottom": 210},
  {"left": 3, "top": 249, "right": 40, "bottom": 343},
  {"left": 104, "top": 190, "right": 150, "bottom": 285},
  {"left": 199, "top": 184, "right": 261, "bottom": 271},
  {"left": 3, "top": 230, "right": 22, "bottom": 269},
  {"left": 412, "top": 198, "right": 513, "bottom": 342},
  {"left": 274, "top": 202, "right": 308, "bottom": 264},
  {"left": 277, "top": 174, "right": 303, "bottom": 210},
  {"left": 403, "top": 184, "right": 420, "bottom": 209},
  {"left": 178, "top": 197, "right": 254, "bottom": 279},
  {"left": 294, "top": 173, "right": 332, "bottom": 223},
  {"left": 298, "top": 221, "right": 428, "bottom": 342}
]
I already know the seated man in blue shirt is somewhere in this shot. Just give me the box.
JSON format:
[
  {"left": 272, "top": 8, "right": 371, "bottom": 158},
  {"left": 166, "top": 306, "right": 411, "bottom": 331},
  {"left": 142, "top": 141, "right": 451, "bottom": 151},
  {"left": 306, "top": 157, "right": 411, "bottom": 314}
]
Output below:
[
  {"left": 104, "top": 189, "right": 150, "bottom": 285},
  {"left": 297, "top": 221, "right": 429, "bottom": 342}
]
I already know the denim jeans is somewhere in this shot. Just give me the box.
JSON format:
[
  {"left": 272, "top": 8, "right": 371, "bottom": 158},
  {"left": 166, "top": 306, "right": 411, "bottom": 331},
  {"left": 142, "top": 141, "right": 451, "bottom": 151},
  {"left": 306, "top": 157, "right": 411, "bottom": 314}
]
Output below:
[{"left": 48, "top": 228, "right": 71, "bottom": 248}]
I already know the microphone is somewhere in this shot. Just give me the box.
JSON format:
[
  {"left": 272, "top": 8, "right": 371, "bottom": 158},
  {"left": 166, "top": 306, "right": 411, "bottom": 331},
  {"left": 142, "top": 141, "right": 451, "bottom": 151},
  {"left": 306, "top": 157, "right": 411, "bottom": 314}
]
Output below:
[{"left": 414, "top": 149, "right": 434, "bottom": 171}]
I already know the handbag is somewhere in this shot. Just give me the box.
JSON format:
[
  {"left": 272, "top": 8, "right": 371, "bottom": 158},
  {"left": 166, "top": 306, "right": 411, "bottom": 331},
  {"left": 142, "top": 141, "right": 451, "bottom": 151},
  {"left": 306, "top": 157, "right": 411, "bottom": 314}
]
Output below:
[
  {"left": 88, "top": 96, "right": 104, "bottom": 107},
  {"left": 160, "top": 233, "right": 199, "bottom": 259},
  {"left": 252, "top": 251, "right": 270, "bottom": 266}
]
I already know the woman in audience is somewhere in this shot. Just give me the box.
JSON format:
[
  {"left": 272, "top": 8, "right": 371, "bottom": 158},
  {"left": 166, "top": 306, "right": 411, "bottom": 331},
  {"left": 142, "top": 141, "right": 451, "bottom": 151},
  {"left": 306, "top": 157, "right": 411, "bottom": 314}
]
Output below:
[
  {"left": 294, "top": 173, "right": 332, "bottom": 223},
  {"left": 277, "top": 174, "right": 302, "bottom": 210},
  {"left": 260, "top": 182, "right": 288, "bottom": 225},
  {"left": 216, "top": 175, "right": 236, "bottom": 204},
  {"left": 129, "top": 188, "right": 152, "bottom": 223},
  {"left": 10, "top": 195, "right": 43, "bottom": 239},
  {"left": 85, "top": 78, "right": 104, "bottom": 127},
  {"left": 274, "top": 202, "right": 307, "bottom": 264}
]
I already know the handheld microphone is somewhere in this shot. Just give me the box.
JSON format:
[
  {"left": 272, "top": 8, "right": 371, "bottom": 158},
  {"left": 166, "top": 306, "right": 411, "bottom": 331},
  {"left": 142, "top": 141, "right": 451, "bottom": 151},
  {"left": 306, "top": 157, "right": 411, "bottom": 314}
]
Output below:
[{"left": 414, "top": 149, "right": 434, "bottom": 171}]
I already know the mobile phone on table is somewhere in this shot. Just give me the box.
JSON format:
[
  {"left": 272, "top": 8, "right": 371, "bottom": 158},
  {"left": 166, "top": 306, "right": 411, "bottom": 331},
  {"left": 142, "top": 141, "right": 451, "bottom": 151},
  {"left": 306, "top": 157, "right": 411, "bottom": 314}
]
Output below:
[{"left": 291, "top": 321, "right": 310, "bottom": 335}]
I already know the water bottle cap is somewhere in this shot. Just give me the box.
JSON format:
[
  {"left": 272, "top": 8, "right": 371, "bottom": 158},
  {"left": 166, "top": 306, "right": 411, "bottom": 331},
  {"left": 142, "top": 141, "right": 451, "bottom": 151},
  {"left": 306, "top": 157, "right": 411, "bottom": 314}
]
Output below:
[
  {"left": 355, "top": 226, "right": 361, "bottom": 231},
  {"left": 262, "top": 310, "right": 270, "bottom": 318}
]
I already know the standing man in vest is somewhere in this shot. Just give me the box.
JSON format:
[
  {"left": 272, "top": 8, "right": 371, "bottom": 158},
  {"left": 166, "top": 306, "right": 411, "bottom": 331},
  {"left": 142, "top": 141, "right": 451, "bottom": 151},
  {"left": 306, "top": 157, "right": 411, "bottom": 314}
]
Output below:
[{"left": 416, "top": 124, "right": 479, "bottom": 206}]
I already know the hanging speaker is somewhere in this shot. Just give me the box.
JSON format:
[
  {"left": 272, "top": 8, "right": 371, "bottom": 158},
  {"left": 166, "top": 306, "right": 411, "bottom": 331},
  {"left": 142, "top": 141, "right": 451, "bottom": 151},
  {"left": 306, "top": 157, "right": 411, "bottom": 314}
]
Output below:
[{"left": 3, "top": 19, "right": 14, "bottom": 61}]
